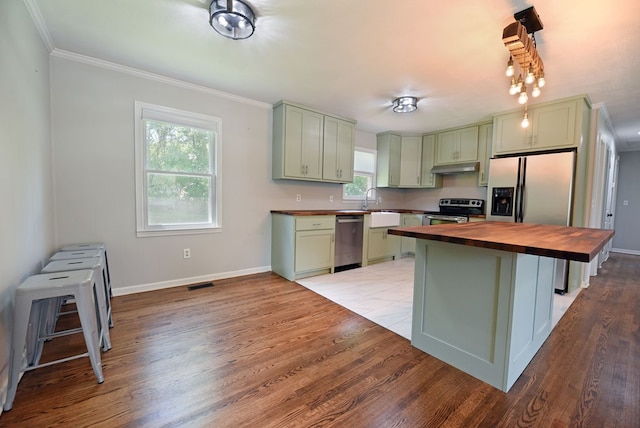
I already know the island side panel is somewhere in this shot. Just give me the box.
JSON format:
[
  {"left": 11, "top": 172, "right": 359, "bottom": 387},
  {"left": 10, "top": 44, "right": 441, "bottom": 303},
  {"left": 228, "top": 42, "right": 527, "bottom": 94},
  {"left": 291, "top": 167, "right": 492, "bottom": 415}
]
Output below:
[
  {"left": 506, "top": 254, "right": 555, "bottom": 389},
  {"left": 271, "top": 214, "right": 296, "bottom": 281},
  {"left": 411, "top": 239, "right": 558, "bottom": 392},
  {"left": 411, "top": 239, "right": 514, "bottom": 391}
]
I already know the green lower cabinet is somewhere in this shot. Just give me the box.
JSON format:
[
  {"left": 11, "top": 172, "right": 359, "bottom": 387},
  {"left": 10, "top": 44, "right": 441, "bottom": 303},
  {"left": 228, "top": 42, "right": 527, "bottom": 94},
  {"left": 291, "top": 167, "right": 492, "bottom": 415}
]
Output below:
[
  {"left": 271, "top": 214, "right": 335, "bottom": 281},
  {"left": 295, "top": 229, "right": 335, "bottom": 273},
  {"left": 400, "top": 214, "right": 423, "bottom": 256},
  {"left": 367, "top": 228, "right": 400, "bottom": 263}
]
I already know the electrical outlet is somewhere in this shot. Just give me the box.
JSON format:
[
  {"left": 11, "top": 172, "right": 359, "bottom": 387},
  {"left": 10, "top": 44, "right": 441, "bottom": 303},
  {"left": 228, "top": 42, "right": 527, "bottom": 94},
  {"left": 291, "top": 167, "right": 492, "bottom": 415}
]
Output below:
[
  {"left": 329, "top": 195, "right": 334, "bottom": 202},
  {"left": 183, "top": 248, "right": 191, "bottom": 259},
  {"left": 296, "top": 194, "right": 302, "bottom": 202}
]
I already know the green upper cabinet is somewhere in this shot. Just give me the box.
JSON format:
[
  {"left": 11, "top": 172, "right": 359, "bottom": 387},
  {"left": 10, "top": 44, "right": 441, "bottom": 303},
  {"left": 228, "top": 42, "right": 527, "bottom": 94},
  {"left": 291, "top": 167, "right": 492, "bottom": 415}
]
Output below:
[
  {"left": 376, "top": 132, "right": 402, "bottom": 187},
  {"left": 435, "top": 125, "right": 479, "bottom": 165},
  {"left": 273, "top": 101, "right": 356, "bottom": 183},
  {"left": 421, "top": 134, "right": 442, "bottom": 188},
  {"left": 378, "top": 133, "right": 435, "bottom": 188},
  {"left": 323, "top": 115, "right": 355, "bottom": 183},
  {"left": 273, "top": 103, "right": 323, "bottom": 180},
  {"left": 477, "top": 123, "right": 493, "bottom": 186},
  {"left": 399, "top": 136, "right": 423, "bottom": 187},
  {"left": 493, "top": 97, "right": 587, "bottom": 156}
]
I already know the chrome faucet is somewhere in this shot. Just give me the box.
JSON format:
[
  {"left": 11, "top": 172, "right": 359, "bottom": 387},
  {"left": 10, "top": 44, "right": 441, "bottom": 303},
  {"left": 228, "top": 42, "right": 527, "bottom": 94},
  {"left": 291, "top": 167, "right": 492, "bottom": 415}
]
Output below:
[{"left": 362, "top": 188, "right": 378, "bottom": 210}]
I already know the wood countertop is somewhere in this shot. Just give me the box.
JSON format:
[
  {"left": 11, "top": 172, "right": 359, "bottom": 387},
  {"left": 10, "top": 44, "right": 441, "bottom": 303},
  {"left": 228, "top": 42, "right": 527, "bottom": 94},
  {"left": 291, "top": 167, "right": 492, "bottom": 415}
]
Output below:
[
  {"left": 270, "top": 209, "right": 440, "bottom": 216},
  {"left": 388, "top": 221, "right": 614, "bottom": 263}
]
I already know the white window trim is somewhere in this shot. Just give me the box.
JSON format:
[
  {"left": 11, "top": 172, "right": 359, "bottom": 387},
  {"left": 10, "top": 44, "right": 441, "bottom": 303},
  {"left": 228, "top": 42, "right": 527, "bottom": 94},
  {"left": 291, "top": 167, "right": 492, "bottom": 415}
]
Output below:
[
  {"left": 343, "top": 147, "right": 377, "bottom": 201},
  {"left": 134, "top": 101, "right": 222, "bottom": 237}
]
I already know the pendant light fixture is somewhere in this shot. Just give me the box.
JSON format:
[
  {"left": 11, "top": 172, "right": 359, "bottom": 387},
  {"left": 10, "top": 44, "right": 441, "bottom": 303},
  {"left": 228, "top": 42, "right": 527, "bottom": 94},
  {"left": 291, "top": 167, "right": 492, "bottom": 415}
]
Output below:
[
  {"left": 502, "top": 6, "right": 545, "bottom": 128},
  {"left": 505, "top": 56, "right": 515, "bottom": 77},
  {"left": 392, "top": 96, "right": 418, "bottom": 113},
  {"left": 209, "top": 0, "right": 256, "bottom": 40},
  {"left": 521, "top": 108, "right": 529, "bottom": 128}
]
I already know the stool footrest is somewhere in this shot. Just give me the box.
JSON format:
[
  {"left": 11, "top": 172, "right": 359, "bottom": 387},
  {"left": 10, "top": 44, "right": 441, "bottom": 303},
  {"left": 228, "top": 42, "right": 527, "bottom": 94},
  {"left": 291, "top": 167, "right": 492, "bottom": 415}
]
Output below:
[
  {"left": 40, "top": 327, "right": 84, "bottom": 340},
  {"left": 26, "top": 352, "right": 89, "bottom": 370}
]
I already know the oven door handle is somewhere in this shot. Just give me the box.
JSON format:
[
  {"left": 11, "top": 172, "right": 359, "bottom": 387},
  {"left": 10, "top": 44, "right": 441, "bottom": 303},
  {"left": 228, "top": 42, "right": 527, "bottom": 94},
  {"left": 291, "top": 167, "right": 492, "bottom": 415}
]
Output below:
[{"left": 424, "top": 215, "right": 468, "bottom": 224}]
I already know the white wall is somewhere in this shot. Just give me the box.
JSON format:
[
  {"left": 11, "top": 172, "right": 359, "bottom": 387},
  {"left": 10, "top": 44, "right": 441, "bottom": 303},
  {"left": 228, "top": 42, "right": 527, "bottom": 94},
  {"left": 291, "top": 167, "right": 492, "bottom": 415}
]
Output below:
[
  {"left": 404, "top": 174, "right": 488, "bottom": 211},
  {"left": 584, "top": 106, "right": 617, "bottom": 275},
  {"left": 50, "top": 56, "right": 268, "bottom": 292},
  {"left": 612, "top": 151, "right": 640, "bottom": 253},
  {"left": 49, "top": 56, "right": 409, "bottom": 294},
  {"left": 0, "top": 0, "right": 56, "bottom": 410}
]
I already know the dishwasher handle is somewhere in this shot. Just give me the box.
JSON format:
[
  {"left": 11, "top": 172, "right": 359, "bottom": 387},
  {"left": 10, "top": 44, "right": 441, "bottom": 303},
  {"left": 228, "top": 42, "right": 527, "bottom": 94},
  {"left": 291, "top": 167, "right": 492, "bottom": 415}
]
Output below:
[{"left": 336, "top": 217, "right": 364, "bottom": 223}]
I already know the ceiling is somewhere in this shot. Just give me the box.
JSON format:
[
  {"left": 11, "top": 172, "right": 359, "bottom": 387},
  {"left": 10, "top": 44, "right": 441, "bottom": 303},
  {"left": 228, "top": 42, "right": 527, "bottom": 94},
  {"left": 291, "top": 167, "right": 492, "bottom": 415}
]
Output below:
[{"left": 30, "top": 0, "right": 640, "bottom": 151}]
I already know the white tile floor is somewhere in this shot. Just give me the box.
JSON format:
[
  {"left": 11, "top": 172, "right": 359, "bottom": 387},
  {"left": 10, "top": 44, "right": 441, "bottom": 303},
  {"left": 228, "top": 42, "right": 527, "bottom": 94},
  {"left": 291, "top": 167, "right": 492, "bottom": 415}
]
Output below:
[{"left": 298, "top": 257, "right": 579, "bottom": 340}]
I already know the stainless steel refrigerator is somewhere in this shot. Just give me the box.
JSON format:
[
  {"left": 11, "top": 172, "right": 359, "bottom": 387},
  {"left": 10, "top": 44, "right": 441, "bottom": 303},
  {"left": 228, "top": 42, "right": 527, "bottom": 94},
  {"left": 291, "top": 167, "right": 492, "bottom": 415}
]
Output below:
[{"left": 487, "top": 150, "right": 576, "bottom": 292}]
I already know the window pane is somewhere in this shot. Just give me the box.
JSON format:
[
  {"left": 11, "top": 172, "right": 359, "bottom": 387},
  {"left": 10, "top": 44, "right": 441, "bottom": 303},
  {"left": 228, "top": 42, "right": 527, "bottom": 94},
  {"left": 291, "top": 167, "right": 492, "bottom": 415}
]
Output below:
[
  {"left": 147, "top": 173, "right": 211, "bottom": 225},
  {"left": 344, "top": 174, "right": 371, "bottom": 197},
  {"left": 145, "top": 120, "right": 212, "bottom": 174},
  {"left": 135, "top": 102, "right": 221, "bottom": 236},
  {"left": 354, "top": 150, "right": 375, "bottom": 173}
]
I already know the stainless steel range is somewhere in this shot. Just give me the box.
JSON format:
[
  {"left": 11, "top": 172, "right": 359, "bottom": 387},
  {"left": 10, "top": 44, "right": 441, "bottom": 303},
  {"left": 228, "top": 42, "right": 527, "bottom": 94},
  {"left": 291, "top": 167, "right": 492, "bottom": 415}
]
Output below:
[{"left": 423, "top": 198, "right": 485, "bottom": 225}]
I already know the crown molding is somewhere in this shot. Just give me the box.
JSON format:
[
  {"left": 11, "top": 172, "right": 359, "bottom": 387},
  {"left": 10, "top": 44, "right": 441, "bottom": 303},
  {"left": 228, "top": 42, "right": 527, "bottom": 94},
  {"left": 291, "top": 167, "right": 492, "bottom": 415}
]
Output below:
[
  {"left": 23, "top": 0, "right": 54, "bottom": 52},
  {"left": 50, "top": 49, "right": 272, "bottom": 110}
]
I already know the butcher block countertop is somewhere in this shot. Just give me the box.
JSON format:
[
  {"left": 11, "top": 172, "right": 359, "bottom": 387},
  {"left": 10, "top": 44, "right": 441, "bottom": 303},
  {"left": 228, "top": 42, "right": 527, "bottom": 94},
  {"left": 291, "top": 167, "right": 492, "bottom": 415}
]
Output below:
[
  {"left": 270, "top": 209, "right": 435, "bottom": 216},
  {"left": 388, "top": 221, "right": 614, "bottom": 263},
  {"left": 270, "top": 209, "right": 487, "bottom": 219}
]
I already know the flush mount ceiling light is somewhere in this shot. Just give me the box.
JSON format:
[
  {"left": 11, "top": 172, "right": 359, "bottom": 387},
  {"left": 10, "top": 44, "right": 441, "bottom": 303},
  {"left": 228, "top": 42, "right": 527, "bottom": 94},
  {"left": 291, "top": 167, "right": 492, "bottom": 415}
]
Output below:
[
  {"left": 392, "top": 96, "right": 418, "bottom": 113},
  {"left": 502, "top": 6, "right": 545, "bottom": 127},
  {"left": 209, "top": 0, "right": 256, "bottom": 40}
]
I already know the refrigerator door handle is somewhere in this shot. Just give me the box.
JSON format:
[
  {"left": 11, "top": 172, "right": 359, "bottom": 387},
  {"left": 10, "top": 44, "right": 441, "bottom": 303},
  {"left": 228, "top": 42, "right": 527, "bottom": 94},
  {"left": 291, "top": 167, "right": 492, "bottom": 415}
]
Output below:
[
  {"left": 514, "top": 158, "right": 523, "bottom": 223},
  {"left": 518, "top": 157, "right": 528, "bottom": 222}
]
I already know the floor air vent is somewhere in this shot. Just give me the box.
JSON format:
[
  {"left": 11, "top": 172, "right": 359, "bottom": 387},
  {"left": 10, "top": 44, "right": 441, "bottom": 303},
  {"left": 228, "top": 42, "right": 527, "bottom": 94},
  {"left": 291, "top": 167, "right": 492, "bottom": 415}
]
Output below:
[{"left": 187, "top": 282, "right": 215, "bottom": 291}]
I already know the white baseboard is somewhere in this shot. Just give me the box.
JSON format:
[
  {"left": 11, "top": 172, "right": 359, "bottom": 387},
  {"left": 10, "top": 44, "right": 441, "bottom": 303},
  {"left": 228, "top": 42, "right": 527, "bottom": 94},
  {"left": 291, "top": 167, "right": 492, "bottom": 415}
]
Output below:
[
  {"left": 112, "top": 265, "right": 272, "bottom": 296},
  {"left": 610, "top": 248, "right": 640, "bottom": 256},
  {"left": 0, "top": 362, "right": 7, "bottom": 416}
]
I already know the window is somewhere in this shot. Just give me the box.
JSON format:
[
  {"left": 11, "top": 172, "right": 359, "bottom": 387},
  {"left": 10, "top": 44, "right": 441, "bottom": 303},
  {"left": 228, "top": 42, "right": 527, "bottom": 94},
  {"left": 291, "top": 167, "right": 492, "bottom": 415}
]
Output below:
[
  {"left": 343, "top": 148, "right": 376, "bottom": 200},
  {"left": 135, "top": 102, "right": 221, "bottom": 237}
]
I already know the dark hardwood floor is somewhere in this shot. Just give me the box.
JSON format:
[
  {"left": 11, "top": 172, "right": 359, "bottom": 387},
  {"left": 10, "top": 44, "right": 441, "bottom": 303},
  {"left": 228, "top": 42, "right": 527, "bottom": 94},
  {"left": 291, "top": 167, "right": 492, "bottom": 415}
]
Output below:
[{"left": 1, "top": 253, "right": 638, "bottom": 427}]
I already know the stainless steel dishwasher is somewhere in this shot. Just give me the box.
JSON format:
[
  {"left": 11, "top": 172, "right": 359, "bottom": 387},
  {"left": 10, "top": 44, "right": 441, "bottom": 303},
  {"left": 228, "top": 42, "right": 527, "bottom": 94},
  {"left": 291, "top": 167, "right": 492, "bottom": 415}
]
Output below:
[{"left": 334, "top": 215, "right": 364, "bottom": 270}]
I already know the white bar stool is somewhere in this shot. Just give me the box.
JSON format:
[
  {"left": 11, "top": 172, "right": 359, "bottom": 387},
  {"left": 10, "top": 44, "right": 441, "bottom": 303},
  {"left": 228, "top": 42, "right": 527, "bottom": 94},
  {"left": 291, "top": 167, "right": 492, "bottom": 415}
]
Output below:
[
  {"left": 49, "top": 249, "right": 112, "bottom": 321},
  {"left": 41, "top": 259, "right": 112, "bottom": 353},
  {"left": 60, "top": 243, "right": 111, "bottom": 293},
  {"left": 38, "top": 257, "right": 111, "bottom": 355},
  {"left": 4, "top": 270, "right": 104, "bottom": 411}
]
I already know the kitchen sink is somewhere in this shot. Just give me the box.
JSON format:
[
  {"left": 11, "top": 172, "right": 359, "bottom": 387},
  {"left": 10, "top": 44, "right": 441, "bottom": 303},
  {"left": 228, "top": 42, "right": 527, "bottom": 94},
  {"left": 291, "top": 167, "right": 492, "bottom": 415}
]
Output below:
[{"left": 370, "top": 211, "right": 400, "bottom": 228}]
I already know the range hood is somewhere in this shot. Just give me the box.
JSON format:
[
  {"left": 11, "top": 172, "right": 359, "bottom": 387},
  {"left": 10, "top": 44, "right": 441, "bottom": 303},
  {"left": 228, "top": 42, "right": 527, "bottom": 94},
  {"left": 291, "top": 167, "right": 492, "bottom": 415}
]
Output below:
[{"left": 431, "top": 162, "right": 479, "bottom": 175}]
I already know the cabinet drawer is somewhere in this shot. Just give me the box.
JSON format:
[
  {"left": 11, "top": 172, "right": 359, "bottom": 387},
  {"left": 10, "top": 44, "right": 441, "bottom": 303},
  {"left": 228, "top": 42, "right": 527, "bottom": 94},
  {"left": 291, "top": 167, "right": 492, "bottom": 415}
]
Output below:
[{"left": 296, "top": 216, "right": 335, "bottom": 231}]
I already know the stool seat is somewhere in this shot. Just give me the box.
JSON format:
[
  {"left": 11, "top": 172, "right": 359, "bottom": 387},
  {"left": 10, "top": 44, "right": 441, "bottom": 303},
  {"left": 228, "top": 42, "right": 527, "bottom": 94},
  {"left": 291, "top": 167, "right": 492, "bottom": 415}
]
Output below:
[
  {"left": 60, "top": 243, "right": 111, "bottom": 291},
  {"left": 50, "top": 249, "right": 111, "bottom": 302},
  {"left": 4, "top": 270, "right": 104, "bottom": 411},
  {"left": 42, "top": 259, "right": 112, "bottom": 351},
  {"left": 60, "top": 243, "right": 105, "bottom": 251},
  {"left": 50, "top": 249, "right": 102, "bottom": 261}
]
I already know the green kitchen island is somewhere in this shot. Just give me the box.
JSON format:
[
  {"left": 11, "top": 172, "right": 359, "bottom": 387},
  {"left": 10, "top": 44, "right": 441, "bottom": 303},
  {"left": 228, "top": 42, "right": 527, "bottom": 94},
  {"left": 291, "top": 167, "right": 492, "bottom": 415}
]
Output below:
[{"left": 388, "top": 221, "right": 614, "bottom": 392}]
